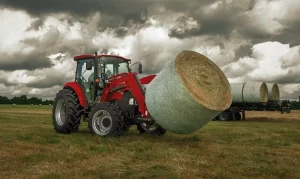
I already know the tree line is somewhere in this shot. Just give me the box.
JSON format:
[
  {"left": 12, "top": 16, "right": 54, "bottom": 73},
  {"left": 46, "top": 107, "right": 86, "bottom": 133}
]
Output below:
[
  {"left": 288, "top": 100, "right": 300, "bottom": 110},
  {"left": 0, "top": 95, "right": 54, "bottom": 105},
  {"left": 0, "top": 95, "right": 299, "bottom": 109}
]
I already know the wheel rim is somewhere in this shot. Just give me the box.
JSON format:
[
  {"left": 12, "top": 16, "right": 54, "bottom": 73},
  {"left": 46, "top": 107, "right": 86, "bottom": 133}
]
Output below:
[
  {"left": 92, "top": 110, "right": 113, "bottom": 136},
  {"left": 140, "top": 120, "right": 159, "bottom": 132},
  {"left": 219, "top": 112, "right": 230, "bottom": 121},
  {"left": 55, "top": 99, "right": 66, "bottom": 126}
]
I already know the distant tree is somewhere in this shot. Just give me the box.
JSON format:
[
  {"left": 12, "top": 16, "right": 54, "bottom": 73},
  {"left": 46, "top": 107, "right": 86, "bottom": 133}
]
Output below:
[
  {"left": 42, "top": 99, "right": 54, "bottom": 105},
  {"left": 20, "top": 95, "right": 28, "bottom": 104},
  {"left": 0, "top": 96, "right": 10, "bottom": 104},
  {"left": 290, "top": 100, "right": 300, "bottom": 110},
  {"left": 28, "top": 97, "right": 42, "bottom": 105},
  {"left": 0, "top": 95, "right": 54, "bottom": 105},
  {"left": 11, "top": 96, "right": 20, "bottom": 104}
]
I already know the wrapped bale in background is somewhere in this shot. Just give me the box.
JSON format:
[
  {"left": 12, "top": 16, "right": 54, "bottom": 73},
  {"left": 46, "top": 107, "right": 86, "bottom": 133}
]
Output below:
[
  {"left": 145, "top": 50, "right": 232, "bottom": 134},
  {"left": 230, "top": 82, "right": 268, "bottom": 103},
  {"left": 266, "top": 83, "right": 280, "bottom": 101},
  {"left": 243, "top": 82, "right": 268, "bottom": 103},
  {"left": 230, "top": 83, "right": 245, "bottom": 103}
]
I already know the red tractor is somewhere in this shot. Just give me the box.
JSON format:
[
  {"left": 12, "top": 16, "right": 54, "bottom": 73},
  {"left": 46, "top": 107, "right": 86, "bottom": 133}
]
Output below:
[{"left": 52, "top": 52, "right": 166, "bottom": 137}]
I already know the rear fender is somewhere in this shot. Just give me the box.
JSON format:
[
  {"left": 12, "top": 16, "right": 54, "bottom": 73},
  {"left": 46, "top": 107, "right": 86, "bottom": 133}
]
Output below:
[{"left": 64, "top": 82, "right": 88, "bottom": 107}]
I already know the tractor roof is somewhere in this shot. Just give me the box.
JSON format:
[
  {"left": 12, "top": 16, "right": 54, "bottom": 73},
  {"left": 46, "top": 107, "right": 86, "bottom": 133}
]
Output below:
[{"left": 74, "top": 54, "right": 131, "bottom": 61}]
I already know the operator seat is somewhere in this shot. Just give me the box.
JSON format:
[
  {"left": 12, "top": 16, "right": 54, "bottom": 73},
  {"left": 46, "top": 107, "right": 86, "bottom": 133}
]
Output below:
[{"left": 88, "top": 73, "right": 104, "bottom": 88}]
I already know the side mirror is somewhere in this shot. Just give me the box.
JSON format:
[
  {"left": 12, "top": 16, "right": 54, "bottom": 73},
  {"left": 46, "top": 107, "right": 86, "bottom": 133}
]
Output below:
[
  {"left": 130, "top": 62, "right": 142, "bottom": 74},
  {"left": 138, "top": 63, "right": 143, "bottom": 74},
  {"left": 86, "top": 60, "right": 93, "bottom": 70}
]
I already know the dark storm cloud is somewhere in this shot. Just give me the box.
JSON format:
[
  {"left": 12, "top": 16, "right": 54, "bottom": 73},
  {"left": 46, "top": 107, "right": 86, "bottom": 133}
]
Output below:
[
  {"left": 236, "top": 2, "right": 300, "bottom": 47},
  {"left": 0, "top": 50, "right": 53, "bottom": 71},
  {"left": 234, "top": 44, "right": 253, "bottom": 60},
  {"left": 0, "top": 0, "right": 148, "bottom": 18},
  {"left": 248, "top": 0, "right": 257, "bottom": 10},
  {"left": 26, "top": 17, "right": 45, "bottom": 31},
  {"left": 23, "top": 26, "right": 61, "bottom": 48},
  {"left": 281, "top": 48, "right": 300, "bottom": 69},
  {"left": 0, "top": 27, "right": 60, "bottom": 71},
  {"left": 0, "top": 75, "right": 13, "bottom": 87},
  {"left": 0, "top": 0, "right": 150, "bottom": 36},
  {"left": 1, "top": 0, "right": 299, "bottom": 44},
  {"left": 267, "top": 69, "right": 300, "bottom": 84},
  {"left": 168, "top": 0, "right": 252, "bottom": 38},
  {"left": 0, "top": 0, "right": 232, "bottom": 38},
  {"left": 26, "top": 74, "right": 72, "bottom": 88},
  {"left": 0, "top": 25, "right": 100, "bottom": 71},
  {"left": 223, "top": 62, "right": 256, "bottom": 79},
  {"left": 270, "top": 22, "right": 300, "bottom": 47},
  {"left": 166, "top": 0, "right": 300, "bottom": 48},
  {"left": 169, "top": 15, "right": 235, "bottom": 39}
]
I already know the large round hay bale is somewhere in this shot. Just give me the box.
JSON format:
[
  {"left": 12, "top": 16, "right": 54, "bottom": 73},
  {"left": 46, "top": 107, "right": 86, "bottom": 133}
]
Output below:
[
  {"left": 145, "top": 50, "right": 232, "bottom": 134},
  {"left": 243, "top": 82, "right": 268, "bottom": 103},
  {"left": 230, "top": 83, "right": 245, "bottom": 103},
  {"left": 12, "top": 103, "right": 16, "bottom": 107},
  {"left": 266, "top": 83, "right": 280, "bottom": 101}
]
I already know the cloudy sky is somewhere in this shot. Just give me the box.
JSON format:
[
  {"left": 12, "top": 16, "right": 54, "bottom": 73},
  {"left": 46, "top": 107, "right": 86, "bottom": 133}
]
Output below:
[{"left": 0, "top": 0, "right": 299, "bottom": 100}]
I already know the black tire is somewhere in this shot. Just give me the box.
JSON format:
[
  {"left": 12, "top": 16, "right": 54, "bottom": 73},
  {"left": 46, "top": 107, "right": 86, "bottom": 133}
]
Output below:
[
  {"left": 137, "top": 120, "right": 166, "bottom": 136},
  {"left": 52, "top": 88, "right": 82, "bottom": 134},
  {"left": 216, "top": 112, "right": 232, "bottom": 121},
  {"left": 122, "top": 124, "right": 131, "bottom": 132},
  {"left": 88, "top": 103, "right": 124, "bottom": 137},
  {"left": 234, "top": 112, "right": 241, "bottom": 121}
]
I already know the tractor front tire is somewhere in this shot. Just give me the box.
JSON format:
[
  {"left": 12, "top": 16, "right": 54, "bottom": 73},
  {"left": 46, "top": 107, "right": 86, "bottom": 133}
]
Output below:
[
  {"left": 88, "top": 103, "right": 124, "bottom": 137},
  {"left": 52, "top": 88, "right": 82, "bottom": 134}
]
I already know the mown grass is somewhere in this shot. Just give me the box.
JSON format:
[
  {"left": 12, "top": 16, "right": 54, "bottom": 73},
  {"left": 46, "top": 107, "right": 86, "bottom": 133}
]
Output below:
[
  {"left": 0, "top": 106, "right": 299, "bottom": 178},
  {"left": 0, "top": 104, "right": 52, "bottom": 109}
]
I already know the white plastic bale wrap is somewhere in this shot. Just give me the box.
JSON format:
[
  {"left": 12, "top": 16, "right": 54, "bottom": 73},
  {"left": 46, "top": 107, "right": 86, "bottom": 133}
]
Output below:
[
  {"left": 143, "top": 84, "right": 148, "bottom": 89},
  {"left": 145, "top": 50, "right": 232, "bottom": 134},
  {"left": 266, "top": 83, "right": 280, "bottom": 101},
  {"left": 243, "top": 82, "right": 268, "bottom": 103},
  {"left": 230, "top": 83, "right": 245, "bottom": 103}
]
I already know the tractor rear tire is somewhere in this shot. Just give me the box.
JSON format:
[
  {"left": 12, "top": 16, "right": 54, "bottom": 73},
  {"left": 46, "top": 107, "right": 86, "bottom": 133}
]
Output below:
[
  {"left": 52, "top": 88, "right": 82, "bottom": 134},
  {"left": 137, "top": 120, "right": 166, "bottom": 136},
  {"left": 88, "top": 103, "right": 124, "bottom": 137}
]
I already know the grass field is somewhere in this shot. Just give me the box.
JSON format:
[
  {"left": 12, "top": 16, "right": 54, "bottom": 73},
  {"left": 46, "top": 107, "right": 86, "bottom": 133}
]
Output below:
[{"left": 0, "top": 105, "right": 299, "bottom": 179}]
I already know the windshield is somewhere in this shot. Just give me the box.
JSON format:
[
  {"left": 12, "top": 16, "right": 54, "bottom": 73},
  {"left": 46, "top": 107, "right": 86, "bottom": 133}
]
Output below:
[
  {"left": 101, "top": 56, "right": 130, "bottom": 78},
  {"left": 104, "top": 62, "right": 129, "bottom": 78},
  {"left": 75, "top": 57, "right": 130, "bottom": 81}
]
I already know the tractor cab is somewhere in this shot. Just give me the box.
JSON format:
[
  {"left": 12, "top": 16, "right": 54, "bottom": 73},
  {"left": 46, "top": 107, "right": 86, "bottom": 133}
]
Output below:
[{"left": 74, "top": 54, "right": 142, "bottom": 104}]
